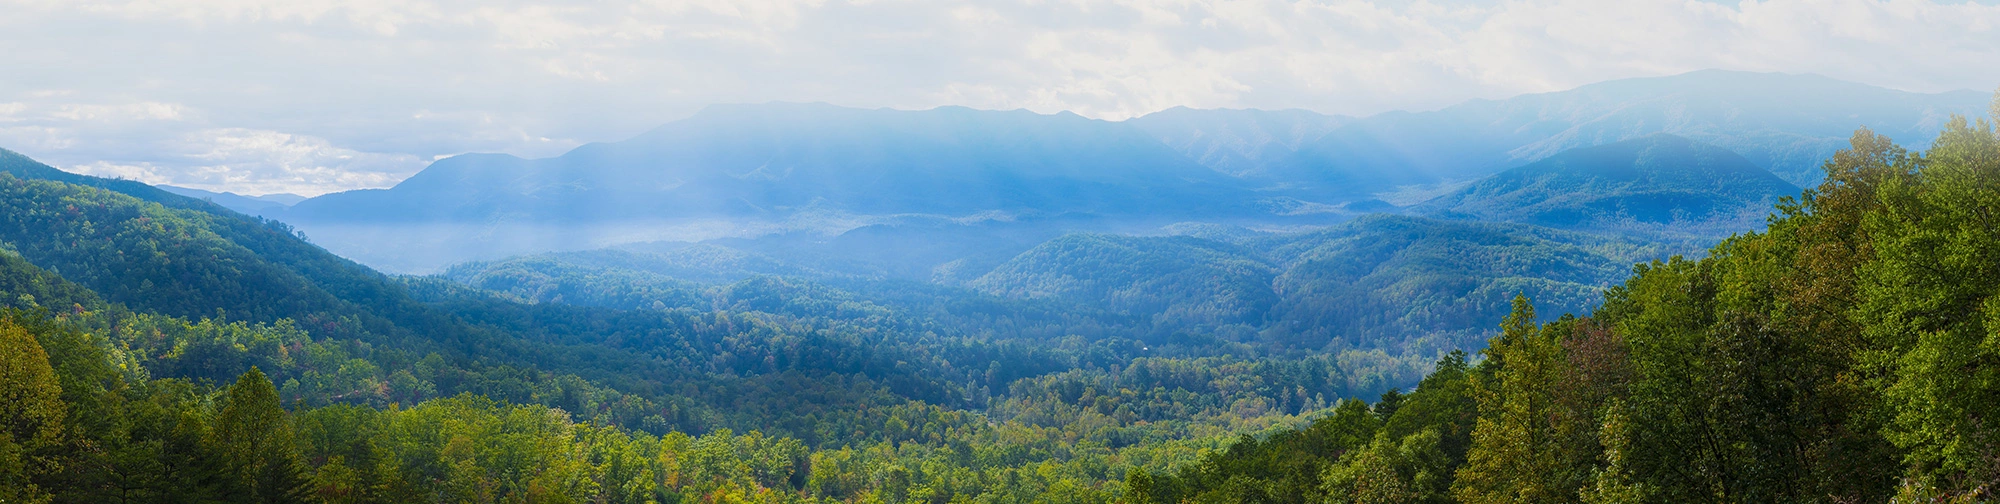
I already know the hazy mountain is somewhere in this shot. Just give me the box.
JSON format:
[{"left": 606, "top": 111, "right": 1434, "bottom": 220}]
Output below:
[
  {"left": 286, "top": 103, "right": 1266, "bottom": 224},
  {"left": 1127, "top": 107, "right": 1351, "bottom": 179},
  {"left": 1414, "top": 134, "right": 1801, "bottom": 234},
  {"left": 1287, "top": 70, "right": 1986, "bottom": 193},
  {"left": 265, "top": 70, "right": 1983, "bottom": 273},
  {"left": 159, "top": 185, "right": 304, "bottom": 217},
  {"left": 279, "top": 104, "right": 1319, "bottom": 271}
]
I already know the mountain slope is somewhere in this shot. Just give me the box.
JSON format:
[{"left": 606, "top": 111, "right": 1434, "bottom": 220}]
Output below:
[
  {"left": 279, "top": 104, "right": 1313, "bottom": 272},
  {"left": 158, "top": 185, "right": 300, "bottom": 217},
  {"left": 1288, "top": 70, "right": 1985, "bottom": 193},
  {"left": 968, "top": 234, "right": 1280, "bottom": 328},
  {"left": 1414, "top": 134, "right": 1800, "bottom": 233},
  {"left": 464, "top": 214, "right": 1679, "bottom": 358},
  {"left": 1128, "top": 107, "right": 1350, "bottom": 179},
  {"left": 266, "top": 71, "right": 1981, "bottom": 273},
  {"left": 1257, "top": 214, "right": 1670, "bottom": 353},
  {"left": 0, "top": 149, "right": 998, "bottom": 438}
]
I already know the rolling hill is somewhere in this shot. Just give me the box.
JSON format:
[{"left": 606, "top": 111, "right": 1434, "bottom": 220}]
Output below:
[
  {"left": 0, "top": 147, "right": 1012, "bottom": 437},
  {"left": 158, "top": 185, "right": 303, "bottom": 217},
  {"left": 443, "top": 212, "right": 1675, "bottom": 360},
  {"left": 968, "top": 234, "right": 1280, "bottom": 328},
  {"left": 1413, "top": 134, "right": 1801, "bottom": 234}
]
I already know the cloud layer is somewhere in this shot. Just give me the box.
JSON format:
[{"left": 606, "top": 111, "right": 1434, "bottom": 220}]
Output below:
[{"left": 2, "top": 0, "right": 1997, "bottom": 196}]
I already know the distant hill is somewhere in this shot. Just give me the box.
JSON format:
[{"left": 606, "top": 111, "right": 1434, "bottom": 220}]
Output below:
[
  {"left": 286, "top": 104, "right": 1266, "bottom": 224},
  {"left": 1284, "top": 70, "right": 1985, "bottom": 192},
  {"left": 454, "top": 213, "right": 1677, "bottom": 355},
  {"left": 966, "top": 215, "right": 1665, "bottom": 352},
  {"left": 1127, "top": 107, "right": 1351, "bottom": 180},
  {"left": 159, "top": 185, "right": 303, "bottom": 217},
  {"left": 279, "top": 104, "right": 1320, "bottom": 272},
  {"left": 968, "top": 234, "right": 1279, "bottom": 328},
  {"left": 1414, "top": 134, "right": 1800, "bottom": 234},
  {"left": 1255, "top": 214, "right": 1671, "bottom": 352}
]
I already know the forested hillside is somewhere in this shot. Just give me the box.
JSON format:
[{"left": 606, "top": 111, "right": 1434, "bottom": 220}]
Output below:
[
  {"left": 0, "top": 149, "right": 1412, "bottom": 502},
  {"left": 1416, "top": 134, "right": 1800, "bottom": 235},
  {"left": 1130, "top": 119, "right": 2000, "bottom": 502},
  {"left": 453, "top": 213, "right": 1667, "bottom": 366}
]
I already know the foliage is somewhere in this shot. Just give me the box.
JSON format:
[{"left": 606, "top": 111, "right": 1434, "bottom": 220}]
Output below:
[{"left": 1122, "top": 113, "right": 2000, "bottom": 503}]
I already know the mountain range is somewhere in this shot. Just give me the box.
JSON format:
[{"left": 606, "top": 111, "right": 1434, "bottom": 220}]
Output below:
[
  {"left": 158, "top": 185, "right": 305, "bottom": 217},
  {"left": 255, "top": 70, "right": 1984, "bottom": 272}
]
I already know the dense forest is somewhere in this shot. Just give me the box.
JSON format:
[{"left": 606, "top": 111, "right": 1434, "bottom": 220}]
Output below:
[
  {"left": 0, "top": 149, "right": 1390, "bottom": 502},
  {"left": 5, "top": 105, "right": 2000, "bottom": 503},
  {"left": 1127, "top": 116, "right": 2000, "bottom": 502}
]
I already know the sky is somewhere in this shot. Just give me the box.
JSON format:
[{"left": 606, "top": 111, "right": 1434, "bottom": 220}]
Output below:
[{"left": 2, "top": 0, "right": 1998, "bottom": 197}]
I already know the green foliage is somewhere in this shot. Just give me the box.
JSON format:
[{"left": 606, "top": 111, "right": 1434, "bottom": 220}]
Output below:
[
  {"left": 1121, "top": 112, "right": 2000, "bottom": 503},
  {"left": 1453, "top": 299, "right": 1594, "bottom": 504},
  {"left": 970, "top": 234, "right": 1279, "bottom": 328},
  {"left": 1261, "top": 215, "right": 1667, "bottom": 355},
  {"left": 0, "top": 316, "right": 66, "bottom": 504},
  {"left": 1321, "top": 428, "right": 1452, "bottom": 504},
  {"left": 1127, "top": 351, "right": 1484, "bottom": 504},
  {"left": 214, "top": 368, "right": 314, "bottom": 503},
  {"left": 1855, "top": 116, "right": 2000, "bottom": 491},
  {"left": 0, "top": 167, "right": 1354, "bottom": 502}
]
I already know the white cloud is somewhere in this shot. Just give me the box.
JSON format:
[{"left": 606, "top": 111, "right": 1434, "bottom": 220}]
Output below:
[
  {"left": 47, "top": 127, "right": 426, "bottom": 196},
  {"left": 0, "top": 0, "right": 1996, "bottom": 195}
]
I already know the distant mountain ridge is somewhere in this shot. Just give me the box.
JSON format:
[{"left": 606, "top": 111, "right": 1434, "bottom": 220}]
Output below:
[
  {"left": 1414, "top": 134, "right": 1801, "bottom": 232},
  {"left": 87, "top": 70, "right": 1993, "bottom": 272},
  {"left": 1287, "top": 70, "right": 1984, "bottom": 191},
  {"left": 1127, "top": 107, "right": 1351, "bottom": 180},
  {"left": 287, "top": 104, "right": 1266, "bottom": 223},
  {"left": 159, "top": 185, "right": 304, "bottom": 217}
]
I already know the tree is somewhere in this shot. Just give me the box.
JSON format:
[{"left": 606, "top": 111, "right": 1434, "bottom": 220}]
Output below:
[
  {"left": 213, "top": 367, "right": 315, "bottom": 503},
  {"left": 0, "top": 318, "right": 65, "bottom": 504},
  {"left": 1453, "top": 296, "right": 1595, "bottom": 504},
  {"left": 1858, "top": 115, "right": 2000, "bottom": 493},
  {"left": 1322, "top": 429, "right": 1452, "bottom": 504}
]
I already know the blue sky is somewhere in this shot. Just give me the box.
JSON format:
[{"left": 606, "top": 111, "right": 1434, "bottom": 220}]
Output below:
[{"left": 2, "top": 0, "right": 1997, "bottom": 196}]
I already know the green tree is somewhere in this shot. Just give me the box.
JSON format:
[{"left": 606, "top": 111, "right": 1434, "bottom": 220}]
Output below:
[
  {"left": 1858, "top": 115, "right": 2000, "bottom": 493},
  {"left": 1452, "top": 296, "right": 1594, "bottom": 504},
  {"left": 0, "top": 317, "right": 65, "bottom": 504},
  {"left": 1322, "top": 428, "right": 1451, "bottom": 504},
  {"left": 213, "top": 367, "right": 315, "bottom": 503}
]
